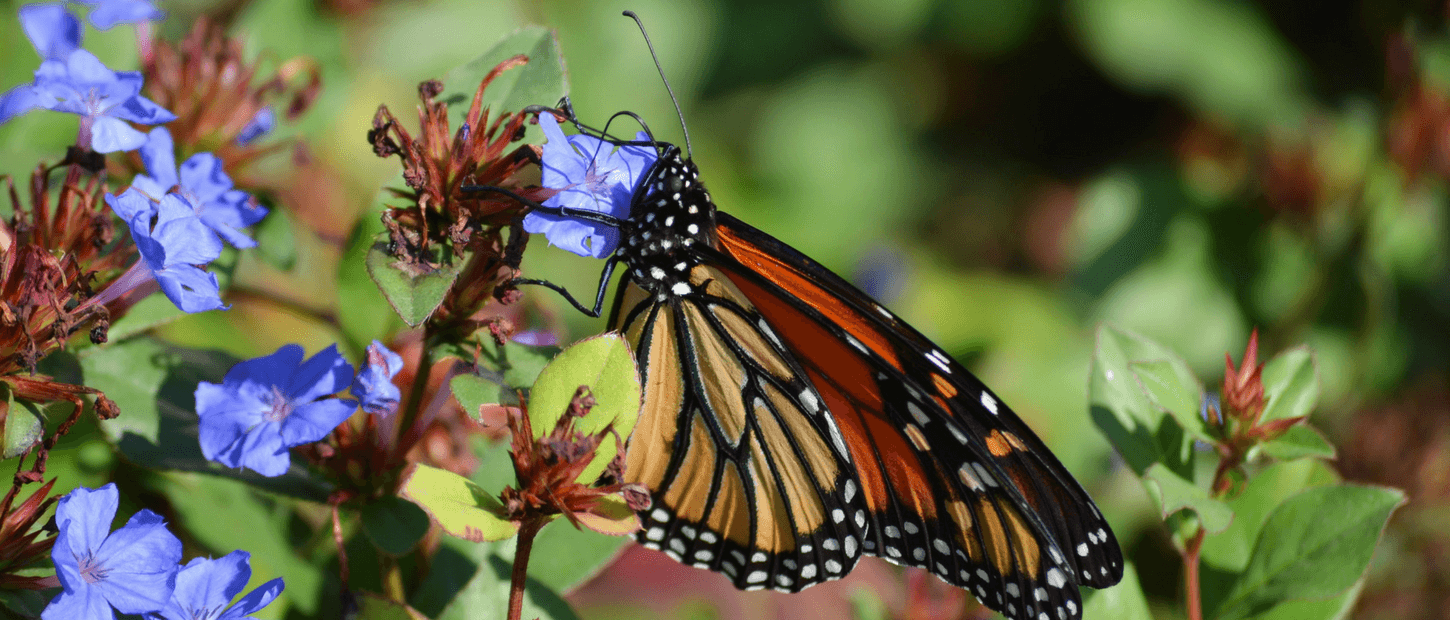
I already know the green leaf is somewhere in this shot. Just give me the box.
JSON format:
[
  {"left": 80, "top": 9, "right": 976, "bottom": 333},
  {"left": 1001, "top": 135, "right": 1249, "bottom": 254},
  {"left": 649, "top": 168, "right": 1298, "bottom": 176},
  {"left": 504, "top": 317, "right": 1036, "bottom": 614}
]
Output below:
[
  {"left": 427, "top": 535, "right": 580, "bottom": 620},
  {"left": 1089, "top": 324, "right": 1197, "bottom": 477},
  {"left": 0, "top": 585, "right": 55, "bottom": 618},
  {"left": 447, "top": 336, "right": 561, "bottom": 389},
  {"left": 527, "top": 333, "right": 642, "bottom": 483},
  {"left": 357, "top": 591, "right": 430, "bottom": 620},
  {"left": 450, "top": 374, "right": 516, "bottom": 419},
  {"left": 1247, "top": 577, "right": 1364, "bottom": 620},
  {"left": 1213, "top": 485, "right": 1404, "bottom": 620},
  {"left": 338, "top": 202, "right": 404, "bottom": 350},
  {"left": 1083, "top": 561, "right": 1152, "bottom": 620},
  {"left": 365, "top": 236, "right": 472, "bottom": 327},
  {"left": 1258, "top": 424, "right": 1335, "bottom": 461},
  {"left": 253, "top": 203, "right": 298, "bottom": 271},
  {"left": 441, "top": 27, "right": 568, "bottom": 133},
  {"left": 526, "top": 518, "right": 630, "bottom": 592},
  {"left": 80, "top": 337, "right": 172, "bottom": 446},
  {"left": 360, "top": 495, "right": 432, "bottom": 556},
  {"left": 399, "top": 464, "right": 519, "bottom": 542},
  {"left": 3, "top": 388, "right": 46, "bottom": 459},
  {"left": 1260, "top": 346, "right": 1318, "bottom": 422},
  {"left": 1130, "top": 358, "right": 1210, "bottom": 441},
  {"left": 152, "top": 472, "right": 325, "bottom": 614},
  {"left": 1200, "top": 459, "right": 1339, "bottom": 573},
  {"left": 80, "top": 338, "right": 333, "bottom": 502},
  {"left": 1143, "top": 463, "right": 1234, "bottom": 533}
]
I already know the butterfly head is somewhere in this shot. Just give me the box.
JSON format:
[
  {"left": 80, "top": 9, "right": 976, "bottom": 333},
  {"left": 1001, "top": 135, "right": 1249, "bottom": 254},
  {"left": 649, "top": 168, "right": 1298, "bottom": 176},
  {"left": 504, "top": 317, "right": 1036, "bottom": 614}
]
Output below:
[{"left": 616, "top": 145, "right": 717, "bottom": 296}]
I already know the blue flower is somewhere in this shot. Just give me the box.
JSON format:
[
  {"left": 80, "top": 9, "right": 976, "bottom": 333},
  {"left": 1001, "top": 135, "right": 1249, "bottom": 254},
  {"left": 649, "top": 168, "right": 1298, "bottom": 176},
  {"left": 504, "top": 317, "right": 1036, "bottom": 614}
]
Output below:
[
  {"left": 235, "top": 107, "right": 275, "bottom": 146},
  {"left": 133, "top": 128, "right": 268, "bottom": 248},
  {"left": 70, "top": 0, "right": 164, "bottom": 30},
  {"left": 0, "top": 4, "right": 174, "bottom": 153},
  {"left": 43, "top": 484, "right": 182, "bottom": 620},
  {"left": 350, "top": 340, "right": 403, "bottom": 417},
  {"left": 20, "top": 4, "right": 81, "bottom": 60},
  {"left": 145, "top": 551, "right": 284, "bottom": 620},
  {"left": 106, "top": 189, "right": 228, "bottom": 313},
  {"left": 522, "top": 113, "right": 657, "bottom": 258},
  {"left": 194, "top": 344, "right": 357, "bottom": 477}
]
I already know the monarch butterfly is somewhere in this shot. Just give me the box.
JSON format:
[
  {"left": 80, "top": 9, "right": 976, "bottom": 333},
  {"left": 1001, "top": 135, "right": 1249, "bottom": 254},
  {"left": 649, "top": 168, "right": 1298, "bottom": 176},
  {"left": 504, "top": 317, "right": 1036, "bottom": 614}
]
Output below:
[{"left": 490, "top": 17, "right": 1124, "bottom": 620}]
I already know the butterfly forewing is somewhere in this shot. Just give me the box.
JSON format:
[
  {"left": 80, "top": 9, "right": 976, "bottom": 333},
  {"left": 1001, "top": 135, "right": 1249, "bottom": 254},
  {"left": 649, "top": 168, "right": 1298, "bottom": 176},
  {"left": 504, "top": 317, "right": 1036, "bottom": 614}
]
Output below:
[{"left": 707, "top": 213, "right": 1123, "bottom": 620}]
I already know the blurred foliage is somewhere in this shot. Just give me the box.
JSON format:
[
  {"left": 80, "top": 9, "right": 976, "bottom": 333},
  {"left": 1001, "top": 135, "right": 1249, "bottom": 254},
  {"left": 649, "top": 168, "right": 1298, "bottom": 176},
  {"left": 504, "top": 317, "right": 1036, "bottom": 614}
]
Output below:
[{"left": 3, "top": 0, "right": 1450, "bottom": 618}]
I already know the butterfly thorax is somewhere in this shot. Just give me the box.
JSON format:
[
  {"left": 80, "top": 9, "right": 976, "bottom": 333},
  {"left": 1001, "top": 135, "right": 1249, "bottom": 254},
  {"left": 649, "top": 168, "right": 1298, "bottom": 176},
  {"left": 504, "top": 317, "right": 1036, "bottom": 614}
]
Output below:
[{"left": 616, "top": 148, "right": 718, "bottom": 299}]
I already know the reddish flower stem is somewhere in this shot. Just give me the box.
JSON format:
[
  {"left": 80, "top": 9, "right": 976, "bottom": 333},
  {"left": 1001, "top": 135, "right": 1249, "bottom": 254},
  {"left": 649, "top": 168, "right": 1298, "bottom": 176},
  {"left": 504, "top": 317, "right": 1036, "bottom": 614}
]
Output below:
[
  {"left": 508, "top": 517, "right": 545, "bottom": 620},
  {"left": 1184, "top": 528, "right": 1206, "bottom": 620}
]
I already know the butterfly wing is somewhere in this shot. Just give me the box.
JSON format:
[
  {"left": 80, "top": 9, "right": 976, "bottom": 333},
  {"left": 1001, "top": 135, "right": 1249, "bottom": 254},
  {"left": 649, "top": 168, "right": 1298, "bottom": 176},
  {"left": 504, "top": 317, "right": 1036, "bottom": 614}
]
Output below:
[
  {"left": 702, "top": 212, "right": 1124, "bottom": 620},
  {"left": 612, "top": 267, "right": 871, "bottom": 592}
]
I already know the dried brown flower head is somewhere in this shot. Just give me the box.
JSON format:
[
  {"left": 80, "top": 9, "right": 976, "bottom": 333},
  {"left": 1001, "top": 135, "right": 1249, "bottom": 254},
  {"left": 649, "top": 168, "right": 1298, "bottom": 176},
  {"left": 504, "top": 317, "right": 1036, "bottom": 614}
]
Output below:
[
  {"left": 137, "top": 17, "right": 320, "bottom": 184},
  {"left": 499, "top": 386, "right": 646, "bottom": 535}
]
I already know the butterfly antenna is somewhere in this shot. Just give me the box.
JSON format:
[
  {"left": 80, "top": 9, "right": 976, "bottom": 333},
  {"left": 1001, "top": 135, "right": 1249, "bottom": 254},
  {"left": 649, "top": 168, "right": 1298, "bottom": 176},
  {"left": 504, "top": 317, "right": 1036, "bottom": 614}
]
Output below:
[{"left": 623, "top": 10, "right": 693, "bottom": 159}]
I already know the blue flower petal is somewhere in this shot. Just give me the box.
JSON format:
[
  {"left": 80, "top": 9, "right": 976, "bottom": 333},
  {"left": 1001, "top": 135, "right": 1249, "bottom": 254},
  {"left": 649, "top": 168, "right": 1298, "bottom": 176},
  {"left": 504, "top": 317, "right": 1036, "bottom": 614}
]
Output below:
[
  {"left": 522, "top": 212, "right": 617, "bottom": 258},
  {"left": 283, "top": 344, "right": 353, "bottom": 404},
  {"left": 64, "top": 50, "right": 131, "bottom": 97},
  {"left": 137, "top": 127, "right": 178, "bottom": 190},
  {"left": 178, "top": 152, "right": 232, "bottom": 202},
  {"left": 224, "top": 344, "right": 305, "bottom": 392},
  {"left": 151, "top": 195, "right": 223, "bottom": 267},
  {"left": 91, "top": 509, "right": 181, "bottom": 614},
  {"left": 40, "top": 586, "right": 110, "bottom": 620},
  {"left": 82, "top": 0, "right": 164, "bottom": 30},
  {"left": 109, "top": 90, "right": 175, "bottom": 124},
  {"left": 0, "top": 84, "right": 45, "bottom": 124},
  {"left": 235, "top": 423, "right": 289, "bottom": 476},
  {"left": 350, "top": 340, "right": 404, "bottom": 416},
  {"left": 53, "top": 483, "right": 118, "bottom": 558},
  {"left": 20, "top": 4, "right": 81, "bottom": 61},
  {"left": 224, "top": 577, "right": 284, "bottom": 618},
  {"left": 90, "top": 115, "right": 148, "bottom": 153},
  {"left": 163, "top": 552, "right": 250, "bottom": 618},
  {"left": 236, "top": 107, "right": 275, "bottom": 145},
  {"left": 278, "top": 399, "right": 357, "bottom": 448},
  {"left": 154, "top": 264, "right": 226, "bottom": 313}
]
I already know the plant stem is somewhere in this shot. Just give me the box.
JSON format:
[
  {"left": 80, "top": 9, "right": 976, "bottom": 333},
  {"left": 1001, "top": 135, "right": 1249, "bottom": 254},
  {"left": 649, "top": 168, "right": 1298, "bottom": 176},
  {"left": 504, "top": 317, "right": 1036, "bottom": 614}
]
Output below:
[
  {"left": 1184, "top": 527, "right": 1206, "bottom": 620},
  {"left": 507, "top": 518, "right": 544, "bottom": 620},
  {"left": 395, "top": 333, "right": 435, "bottom": 448}
]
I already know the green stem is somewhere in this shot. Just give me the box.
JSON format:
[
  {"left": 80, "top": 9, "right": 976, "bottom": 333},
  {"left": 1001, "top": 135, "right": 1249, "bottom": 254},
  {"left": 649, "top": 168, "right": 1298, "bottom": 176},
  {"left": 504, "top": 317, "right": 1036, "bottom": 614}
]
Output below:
[
  {"left": 507, "top": 518, "right": 544, "bottom": 620},
  {"left": 395, "top": 332, "right": 435, "bottom": 447}
]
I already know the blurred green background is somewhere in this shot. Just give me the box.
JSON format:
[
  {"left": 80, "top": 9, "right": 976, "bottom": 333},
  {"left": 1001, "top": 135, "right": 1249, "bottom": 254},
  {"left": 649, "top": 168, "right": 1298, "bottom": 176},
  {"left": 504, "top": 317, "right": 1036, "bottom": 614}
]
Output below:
[{"left": 4, "top": 0, "right": 1449, "bottom": 618}]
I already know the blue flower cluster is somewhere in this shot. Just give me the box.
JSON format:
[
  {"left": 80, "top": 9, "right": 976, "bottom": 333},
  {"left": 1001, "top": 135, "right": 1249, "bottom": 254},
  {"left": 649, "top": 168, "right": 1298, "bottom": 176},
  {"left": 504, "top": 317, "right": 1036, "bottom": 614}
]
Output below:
[
  {"left": 43, "top": 484, "right": 283, "bottom": 620},
  {"left": 2, "top": 3, "right": 273, "bottom": 314},
  {"left": 195, "top": 341, "right": 404, "bottom": 477}
]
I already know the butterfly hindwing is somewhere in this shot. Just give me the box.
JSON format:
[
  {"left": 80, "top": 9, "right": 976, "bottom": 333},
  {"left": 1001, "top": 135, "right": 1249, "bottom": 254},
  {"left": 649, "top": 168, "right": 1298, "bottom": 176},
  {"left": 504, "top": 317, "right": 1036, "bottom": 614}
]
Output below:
[{"left": 614, "top": 268, "right": 871, "bottom": 592}]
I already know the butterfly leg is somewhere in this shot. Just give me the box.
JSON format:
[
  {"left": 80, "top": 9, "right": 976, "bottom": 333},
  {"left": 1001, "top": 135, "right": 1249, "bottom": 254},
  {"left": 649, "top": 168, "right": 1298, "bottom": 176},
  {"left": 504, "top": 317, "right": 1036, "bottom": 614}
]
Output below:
[{"left": 510, "top": 256, "right": 620, "bottom": 318}]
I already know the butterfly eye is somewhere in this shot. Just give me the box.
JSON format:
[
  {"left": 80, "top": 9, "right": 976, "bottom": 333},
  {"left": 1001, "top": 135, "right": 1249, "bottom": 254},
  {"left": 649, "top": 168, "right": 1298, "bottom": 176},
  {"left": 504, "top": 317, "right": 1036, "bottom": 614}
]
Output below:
[{"left": 666, "top": 174, "right": 685, "bottom": 193}]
